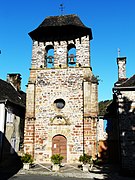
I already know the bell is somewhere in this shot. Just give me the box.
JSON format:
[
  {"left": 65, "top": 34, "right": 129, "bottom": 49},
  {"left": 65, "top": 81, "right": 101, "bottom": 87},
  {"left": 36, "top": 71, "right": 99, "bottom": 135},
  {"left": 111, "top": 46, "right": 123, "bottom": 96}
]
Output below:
[
  {"left": 69, "top": 54, "right": 75, "bottom": 64},
  {"left": 47, "top": 55, "right": 53, "bottom": 63}
]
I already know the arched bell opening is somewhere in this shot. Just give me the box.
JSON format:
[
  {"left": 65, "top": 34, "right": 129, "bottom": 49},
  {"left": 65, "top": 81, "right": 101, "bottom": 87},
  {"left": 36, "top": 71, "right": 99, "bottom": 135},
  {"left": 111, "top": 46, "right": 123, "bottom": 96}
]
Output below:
[
  {"left": 67, "top": 44, "right": 76, "bottom": 67},
  {"left": 45, "top": 45, "right": 54, "bottom": 68}
]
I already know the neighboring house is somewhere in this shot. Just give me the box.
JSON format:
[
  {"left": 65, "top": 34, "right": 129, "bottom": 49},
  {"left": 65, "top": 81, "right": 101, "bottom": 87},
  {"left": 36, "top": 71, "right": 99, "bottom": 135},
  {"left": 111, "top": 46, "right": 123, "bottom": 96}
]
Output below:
[
  {"left": 24, "top": 14, "right": 99, "bottom": 163},
  {"left": 98, "top": 100, "right": 112, "bottom": 161},
  {"left": 0, "top": 74, "right": 25, "bottom": 161},
  {"left": 105, "top": 56, "right": 135, "bottom": 175}
]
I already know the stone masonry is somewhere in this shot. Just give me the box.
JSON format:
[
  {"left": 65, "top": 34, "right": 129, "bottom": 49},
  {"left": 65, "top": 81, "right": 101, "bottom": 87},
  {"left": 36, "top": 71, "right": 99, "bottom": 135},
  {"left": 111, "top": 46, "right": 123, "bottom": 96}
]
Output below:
[{"left": 24, "top": 15, "right": 98, "bottom": 163}]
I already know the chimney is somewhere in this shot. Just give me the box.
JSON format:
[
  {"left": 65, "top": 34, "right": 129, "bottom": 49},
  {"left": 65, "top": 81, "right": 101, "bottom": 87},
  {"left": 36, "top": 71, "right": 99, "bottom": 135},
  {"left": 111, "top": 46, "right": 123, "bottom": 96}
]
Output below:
[
  {"left": 7, "top": 73, "right": 22, "bottom": 91},
  {"left": 117, "top": 57, "right": 126, "bottom": 81}
]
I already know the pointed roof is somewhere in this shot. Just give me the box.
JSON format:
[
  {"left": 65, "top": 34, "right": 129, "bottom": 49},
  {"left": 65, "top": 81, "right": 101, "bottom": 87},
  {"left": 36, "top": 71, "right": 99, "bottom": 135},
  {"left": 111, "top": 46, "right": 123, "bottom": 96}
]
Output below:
[
  {"left": 29, "top": 14, "right": 92, "bottom": 41},
  {"left": 0, "top": 79, "right": 25, "bottom": 107}
]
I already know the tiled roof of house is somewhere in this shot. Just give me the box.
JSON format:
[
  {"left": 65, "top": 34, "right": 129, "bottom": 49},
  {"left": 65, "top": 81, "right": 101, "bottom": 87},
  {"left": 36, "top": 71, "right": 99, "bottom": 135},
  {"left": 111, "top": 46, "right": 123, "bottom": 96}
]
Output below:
[
  {"left": 120, "top": 74, "right": 135, "bottom": 87},
  {"left": 114, "top": 74, "right": 135, "bottom": 89},
  {"left": 0, "top": 79, "right": 26, "bottom": 107},
  {"left": 29, "top": 14, "right": 92, "bottom": 41}
]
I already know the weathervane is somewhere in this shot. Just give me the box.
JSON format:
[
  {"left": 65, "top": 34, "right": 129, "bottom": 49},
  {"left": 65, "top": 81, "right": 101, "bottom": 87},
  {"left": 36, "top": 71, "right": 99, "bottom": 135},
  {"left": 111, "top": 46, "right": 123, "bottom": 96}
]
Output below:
[
  {"left": 118, "top": 48, "right": 120, "bottom": 57},
  {"left": 59, "top": 4, "right": 64, "bottom": 15}
]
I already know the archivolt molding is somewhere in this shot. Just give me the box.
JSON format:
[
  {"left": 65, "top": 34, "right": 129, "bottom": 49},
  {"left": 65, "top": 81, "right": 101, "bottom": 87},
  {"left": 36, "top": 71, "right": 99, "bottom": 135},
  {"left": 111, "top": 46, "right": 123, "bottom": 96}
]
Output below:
[{"left": 49, "top": 115, "right": 70, "bottom": 125}]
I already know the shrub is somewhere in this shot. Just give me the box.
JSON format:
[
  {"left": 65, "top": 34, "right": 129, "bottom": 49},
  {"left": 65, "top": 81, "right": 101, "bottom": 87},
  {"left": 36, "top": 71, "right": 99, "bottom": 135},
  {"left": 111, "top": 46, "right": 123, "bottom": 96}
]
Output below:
[
  {"left": 79, "top": 153, "right": 92, "bottom": 164},
  {"left": 93, "top": 158, "right": 103, "bottom": 165},
  {"left": 51, "top": 154, "right": 64, "bottom": 165},
  {"left": 21, "top": 153, "right": 33, "bottom": 164}
]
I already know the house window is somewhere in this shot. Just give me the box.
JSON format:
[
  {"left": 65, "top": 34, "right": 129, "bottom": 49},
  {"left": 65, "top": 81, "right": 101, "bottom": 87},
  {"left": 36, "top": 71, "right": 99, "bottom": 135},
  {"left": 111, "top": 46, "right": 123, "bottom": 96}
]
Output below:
[
  {"left": 6, "top": 109, "right": 14, "bottom": 123},
  {"left": 67, "top": 44, "right": 76, "bottom": 67},
  {"left": 45, "top": 45, "right": 54, "bottom": 68}
]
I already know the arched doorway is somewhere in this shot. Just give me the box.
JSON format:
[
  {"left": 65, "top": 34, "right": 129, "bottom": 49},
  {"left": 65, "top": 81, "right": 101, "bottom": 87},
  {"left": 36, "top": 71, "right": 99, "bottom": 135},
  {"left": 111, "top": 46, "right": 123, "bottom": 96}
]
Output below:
[{"left": 52, "top": 135, "right": 67, "bottom": 163}]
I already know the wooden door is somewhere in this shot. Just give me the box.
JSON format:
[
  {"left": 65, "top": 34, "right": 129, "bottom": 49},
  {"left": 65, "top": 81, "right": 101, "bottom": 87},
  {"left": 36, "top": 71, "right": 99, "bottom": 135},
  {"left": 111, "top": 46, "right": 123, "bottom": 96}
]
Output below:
[{"left": 52, "top": 135, "right": 67, "bottom": 163}]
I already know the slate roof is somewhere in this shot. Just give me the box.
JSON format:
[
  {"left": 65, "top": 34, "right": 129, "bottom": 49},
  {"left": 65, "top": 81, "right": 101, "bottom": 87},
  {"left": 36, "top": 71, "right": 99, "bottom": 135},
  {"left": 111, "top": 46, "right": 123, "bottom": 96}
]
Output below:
[
  {"left": 120, "top": 74, "right": 135, "bottom": 87},
  {"left": 38, "top": 14, "right": 88, "bottom": 28},
  {"left": 0, "top": 79, "right": 26, "bottom": 107},
  {"left": 29, "top": 14, "right": 92, "bottom": 41},
  {"left": 114, "top": 74, "right": 135, "bottom": 89}
]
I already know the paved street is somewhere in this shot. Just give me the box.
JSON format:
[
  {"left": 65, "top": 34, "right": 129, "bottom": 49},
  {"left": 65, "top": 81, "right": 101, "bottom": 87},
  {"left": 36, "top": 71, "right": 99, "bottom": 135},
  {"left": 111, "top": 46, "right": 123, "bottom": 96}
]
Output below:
[
  {"left": 9, "top": 174, "right": 92, "bottom": 180},
  {"left": 1, "top": 163, "right": 135, "bottom": 180}
]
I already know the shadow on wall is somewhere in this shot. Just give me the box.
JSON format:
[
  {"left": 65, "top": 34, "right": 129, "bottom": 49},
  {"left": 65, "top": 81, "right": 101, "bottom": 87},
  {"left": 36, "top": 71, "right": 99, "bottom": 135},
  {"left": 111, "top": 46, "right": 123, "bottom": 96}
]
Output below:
[
  {"left": 0, "top": 131, "right": 23, "bottom": 180},
  {"left": 104, "top": 94, "right": 119, "bottom": 164},
  {"left": 118, "top": 96, "right": 135, "bottom": 176},
  {"left": 105, "top": 94, "right": 135, "bottom": 177}
]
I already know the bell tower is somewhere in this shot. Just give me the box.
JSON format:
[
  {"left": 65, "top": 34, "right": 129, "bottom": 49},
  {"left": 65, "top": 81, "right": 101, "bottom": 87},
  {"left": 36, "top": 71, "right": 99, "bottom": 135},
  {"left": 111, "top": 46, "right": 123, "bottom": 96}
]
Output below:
[{"left": 24, "top": 14, "right": 98, "bottom": 163}]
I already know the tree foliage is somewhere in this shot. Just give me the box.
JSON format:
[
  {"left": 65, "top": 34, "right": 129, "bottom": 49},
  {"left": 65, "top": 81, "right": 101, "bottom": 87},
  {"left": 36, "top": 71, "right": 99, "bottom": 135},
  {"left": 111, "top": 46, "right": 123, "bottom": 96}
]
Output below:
[{"left": 98, "top": 100, "right": 112, "bottom": 116}]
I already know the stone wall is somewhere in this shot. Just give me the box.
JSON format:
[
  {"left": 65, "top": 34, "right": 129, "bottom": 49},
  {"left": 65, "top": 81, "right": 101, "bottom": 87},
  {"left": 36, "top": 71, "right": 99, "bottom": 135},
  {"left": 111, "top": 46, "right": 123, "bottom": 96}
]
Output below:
[
  {"left": 31, "top": 36, "right": 91, "bottom": 69},
  {"left": 24, "top": 35, "right": 98, "bottom": 163},
  {"left": 117, "top": 90, "right": 135, "bottom": 171}
]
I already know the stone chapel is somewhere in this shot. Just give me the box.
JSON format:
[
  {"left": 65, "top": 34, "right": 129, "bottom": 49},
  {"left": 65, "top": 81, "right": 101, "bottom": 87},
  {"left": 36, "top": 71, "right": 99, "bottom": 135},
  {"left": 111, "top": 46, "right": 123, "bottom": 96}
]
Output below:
[{"left": 24, "top": 14, "right": 98, "bottom": 163}]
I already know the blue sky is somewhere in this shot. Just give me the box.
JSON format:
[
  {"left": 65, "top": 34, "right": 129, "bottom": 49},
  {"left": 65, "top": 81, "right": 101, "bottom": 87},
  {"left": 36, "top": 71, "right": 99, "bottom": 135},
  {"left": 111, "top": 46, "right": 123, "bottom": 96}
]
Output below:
[{"left": 0, "top": 0, "right": 135, "bottom": 102}]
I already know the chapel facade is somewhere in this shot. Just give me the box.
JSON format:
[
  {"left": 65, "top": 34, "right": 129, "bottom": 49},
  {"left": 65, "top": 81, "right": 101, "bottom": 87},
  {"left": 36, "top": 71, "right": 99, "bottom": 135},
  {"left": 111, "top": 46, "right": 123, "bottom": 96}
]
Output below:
[{"left": 24, "top": 14, "right": 98, "bottom": 163}]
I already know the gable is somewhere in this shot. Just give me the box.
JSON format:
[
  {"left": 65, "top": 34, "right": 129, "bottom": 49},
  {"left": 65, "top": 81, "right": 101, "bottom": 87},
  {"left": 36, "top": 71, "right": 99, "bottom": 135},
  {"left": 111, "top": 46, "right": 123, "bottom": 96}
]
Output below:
[{"left": 0, "top": 79, "right": 25, "bottom": 107}]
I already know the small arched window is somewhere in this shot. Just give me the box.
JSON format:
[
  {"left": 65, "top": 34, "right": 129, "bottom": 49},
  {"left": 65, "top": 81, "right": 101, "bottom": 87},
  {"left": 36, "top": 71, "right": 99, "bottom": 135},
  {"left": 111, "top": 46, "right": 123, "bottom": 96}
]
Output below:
[
  {"left": 45, "top": 45, "right": 54, "bottom": 68},
  {"left": 67, "top": 44, "right": 76, "bottom": 67}
]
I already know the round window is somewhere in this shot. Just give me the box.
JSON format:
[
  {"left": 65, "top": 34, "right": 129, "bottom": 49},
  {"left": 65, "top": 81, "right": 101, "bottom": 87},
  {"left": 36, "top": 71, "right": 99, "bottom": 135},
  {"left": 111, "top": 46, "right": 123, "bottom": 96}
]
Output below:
[{"left": 54, "top": 99, "right": 65, "bottom": 109}]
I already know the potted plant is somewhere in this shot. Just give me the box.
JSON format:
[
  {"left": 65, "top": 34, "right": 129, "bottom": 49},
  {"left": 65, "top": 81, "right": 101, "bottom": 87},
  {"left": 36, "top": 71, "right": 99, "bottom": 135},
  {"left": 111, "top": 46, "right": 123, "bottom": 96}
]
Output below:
[
  {"left": 51, "top": 154, "right": 64, "bottom": 171},
  {"left": 21, "top": 153, "right": 33, "bottom": 170},
  {"left": 79, "top": 153, "right": 92, "bottom": 172}
]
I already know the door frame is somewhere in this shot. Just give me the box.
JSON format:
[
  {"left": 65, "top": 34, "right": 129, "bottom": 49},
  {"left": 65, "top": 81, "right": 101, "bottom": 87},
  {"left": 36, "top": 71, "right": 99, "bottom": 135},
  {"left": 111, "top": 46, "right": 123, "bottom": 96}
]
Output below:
[{"left": 52, "top": 134, "right": 67, "bottom": 163}]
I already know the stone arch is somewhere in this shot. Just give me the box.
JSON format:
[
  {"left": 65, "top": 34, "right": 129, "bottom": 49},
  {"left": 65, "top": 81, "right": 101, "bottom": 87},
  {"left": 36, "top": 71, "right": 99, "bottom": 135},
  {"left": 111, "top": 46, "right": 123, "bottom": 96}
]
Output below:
[
  {"left": 50, "top": 115, "right": 70, "bottom": 125},
  {"left": 48, "top": 126, "right": 71, "bottom": 162}
]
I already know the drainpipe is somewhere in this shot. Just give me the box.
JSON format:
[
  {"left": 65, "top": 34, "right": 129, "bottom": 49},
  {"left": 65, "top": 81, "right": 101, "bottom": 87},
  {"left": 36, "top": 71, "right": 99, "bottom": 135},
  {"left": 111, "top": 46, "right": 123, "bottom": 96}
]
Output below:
[
  {"left": 0, "top": 100, "right": 7, "bottom": 161},
  {"left": 113, "top": 89, "right": 122, "bottom": 167},
  {"left": 82, "top": 80, "right": 85, "bottom": 155},
  {"left": 96, "top": 116, "right": 99, "bottom": 158},
  {"left": 33, "top": 82, "right": 36, "bottom": 159}
]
